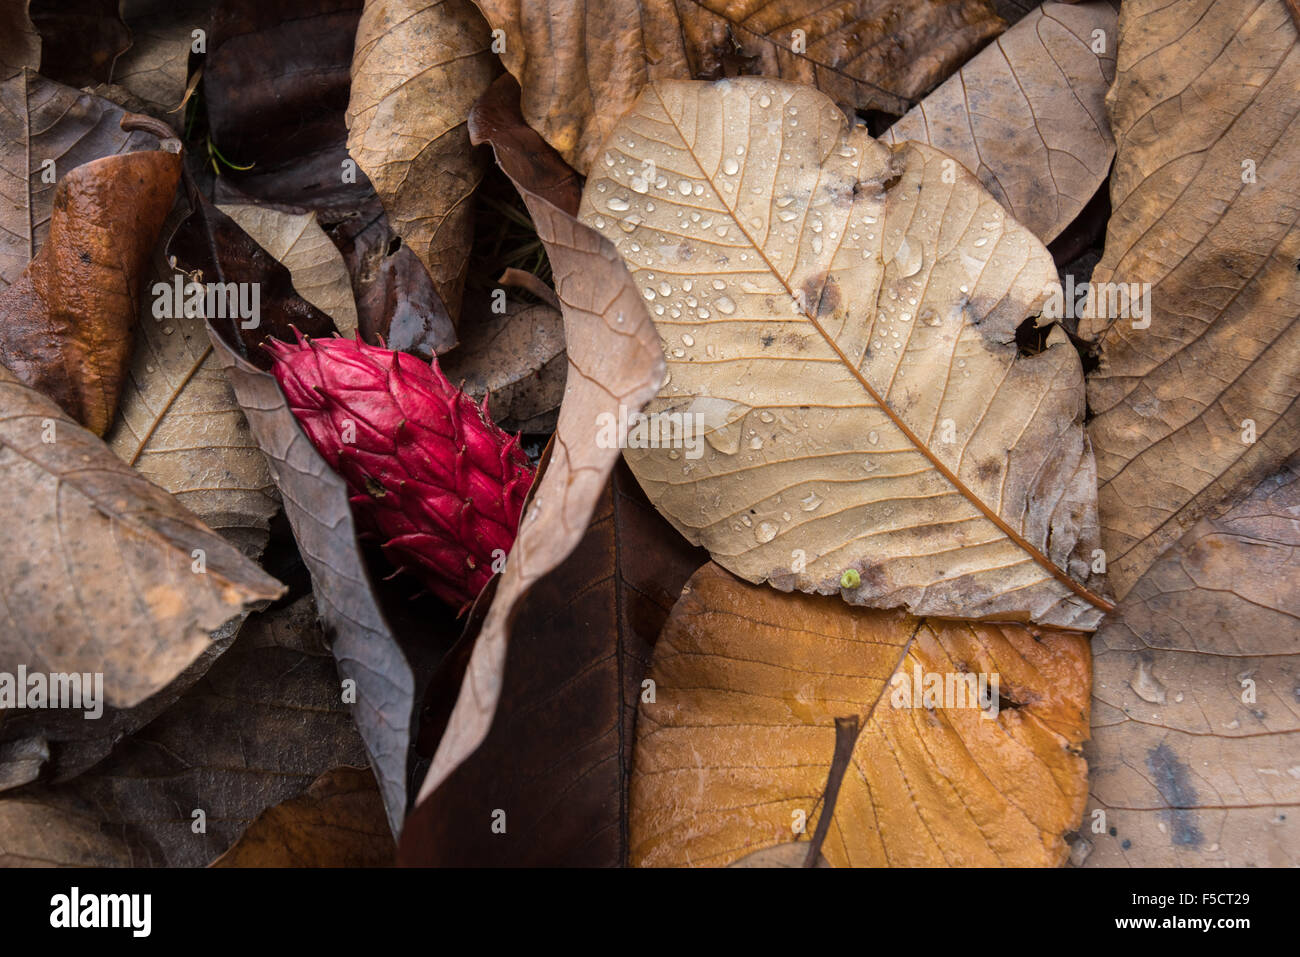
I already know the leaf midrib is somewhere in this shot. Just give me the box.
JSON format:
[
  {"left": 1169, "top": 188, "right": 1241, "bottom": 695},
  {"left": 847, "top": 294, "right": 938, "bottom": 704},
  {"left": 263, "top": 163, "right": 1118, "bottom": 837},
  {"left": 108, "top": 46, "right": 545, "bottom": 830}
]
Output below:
[{"left": 647, "top": 82, "right": 1113, "bottom": 614}]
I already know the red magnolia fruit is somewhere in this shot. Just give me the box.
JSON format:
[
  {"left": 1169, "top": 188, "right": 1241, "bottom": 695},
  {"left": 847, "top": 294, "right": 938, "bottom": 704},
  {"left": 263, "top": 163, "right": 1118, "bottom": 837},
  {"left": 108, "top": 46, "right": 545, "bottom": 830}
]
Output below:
[{"left": 267, "top": 335, "right": 535, "bottom": 609}]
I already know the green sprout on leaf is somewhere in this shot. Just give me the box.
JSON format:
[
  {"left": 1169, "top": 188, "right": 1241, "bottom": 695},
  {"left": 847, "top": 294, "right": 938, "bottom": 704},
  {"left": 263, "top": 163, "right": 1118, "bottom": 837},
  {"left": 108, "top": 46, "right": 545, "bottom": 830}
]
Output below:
[{"left": 205, "top": 137, "right": 254, "bottom": 177}]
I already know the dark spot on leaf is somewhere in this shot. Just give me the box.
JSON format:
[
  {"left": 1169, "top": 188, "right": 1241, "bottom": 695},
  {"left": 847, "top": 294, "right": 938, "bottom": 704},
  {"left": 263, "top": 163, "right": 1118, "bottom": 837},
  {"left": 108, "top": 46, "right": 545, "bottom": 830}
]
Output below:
[
  {"left": 855, "top": 562, "right": 886, "bottom": 590},
  {"left": 823, "top": 181, "right": 854, "bottom": 208},
  {"left": 996, "top": 686, "right": 1024, "bottom": 710},
  {"left": 1146, "top": 743, "right": 1203, "bottom": 847},
  {"left": 801, "top": 273, "right": 841, "bottom": 319}
]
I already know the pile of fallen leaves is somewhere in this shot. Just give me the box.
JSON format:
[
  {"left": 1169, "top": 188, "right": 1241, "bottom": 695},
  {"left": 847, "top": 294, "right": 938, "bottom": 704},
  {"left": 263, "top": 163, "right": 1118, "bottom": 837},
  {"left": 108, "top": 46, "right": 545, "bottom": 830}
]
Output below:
[{"left": 0, "top": 0, "right": 1295, "bottom": 868}]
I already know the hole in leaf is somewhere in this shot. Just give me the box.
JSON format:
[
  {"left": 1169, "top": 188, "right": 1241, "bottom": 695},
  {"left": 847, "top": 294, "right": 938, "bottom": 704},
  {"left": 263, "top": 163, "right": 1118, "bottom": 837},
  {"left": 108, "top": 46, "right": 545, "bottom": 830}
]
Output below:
[
  {"left": 855, "top": 108, "right": 901, "bottom": 138},
  {"left": 1014, "top": 316, "right": 1050, "bottom": 357}
]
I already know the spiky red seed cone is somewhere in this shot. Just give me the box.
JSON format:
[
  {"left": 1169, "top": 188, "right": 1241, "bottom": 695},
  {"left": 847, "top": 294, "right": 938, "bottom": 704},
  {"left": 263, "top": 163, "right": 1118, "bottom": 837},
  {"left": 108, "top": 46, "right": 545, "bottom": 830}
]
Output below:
[{"left": 267, "top": 334, "right": 534, "bottom": 610}]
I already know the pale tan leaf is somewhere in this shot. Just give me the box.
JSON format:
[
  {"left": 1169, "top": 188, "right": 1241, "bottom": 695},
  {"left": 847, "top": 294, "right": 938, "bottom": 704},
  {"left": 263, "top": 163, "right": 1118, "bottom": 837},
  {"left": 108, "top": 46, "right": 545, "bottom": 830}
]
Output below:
[
  {"left": 580, "top": 78, "right": 1110, "bottom": 629},
  {"left": 218, "top": 204, "right": 359, "bottom": 337},
  {"left": 730, "top": 845, "right": 830, "bottom": 867},
  {"left": 345, "top": 0, "right": 497, "bottom": 320},
  {"left": 108, "top": 217, "right": 279, "bottom": 557},
  {"left": 414, "top": 76, "right": 664, "bottom": 803},
  {"left": 474, "top": 0, "right": 1005, "bottom": 176},
  {"left": 631, "top": 562, "right": 1091, "bottom": 867},
  {"left": 1080, "top": 458, "right": 1299, "bottom": 867},
  {"left": 882, "top": 0, "right": 1117, "bottom": 243},
  {"left": 0, "top": 362, "right": 284, "bottom": 707},
  {"left": 1077, "top": 0, "right": 1300, "bottom": 598}
]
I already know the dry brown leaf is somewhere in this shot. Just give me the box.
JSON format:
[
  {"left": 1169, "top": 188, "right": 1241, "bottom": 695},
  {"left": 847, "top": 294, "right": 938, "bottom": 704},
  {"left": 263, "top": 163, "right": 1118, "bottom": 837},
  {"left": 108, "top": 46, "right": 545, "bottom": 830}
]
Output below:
[
  {"left": 206, "top": 307, "right": 418, "bottom": 838},
  {"left": 201, "top": 0, "right": 366, "bottom": 215},
  {"left": 0, "top": 736, "right": 46, "bottom": 792},
  {"left": 0, "top": 135, "right": 180, "bottom": 435},
  {"left": 581, "top": 78, "right": 1109, "bottom": 630},
  {"left": 0, "top": 618, "right": 241, "bottom": 793},
  {"left": 0, "top": 598, "right": 368, "bottom": 867},
  {"left": 213, "top": 766, "right": 394, "bottom": 867},
  {"left": 328, "top": 193, "right": 458, "bottom": 358},
  {"left": 440, "top": 297, "right": 566, "bottom": 433},
  {"left": 0, "top": 73, "right": 162, "bottom": 290},
  {"left": 107, "top": 212, "right": 279, "bottom": 558},
  {"left": 168, "top": 178, "right": 423, "bottom": 836},
  {"left": 0, "top": 1, "right": 39, "bottom": 80},
  {"left": 631, "top": 562, "right": 1091, "bottom": 866},
  {"left": 28, "top": 0, "right": 130, "bottom": 88},
  {"left": 1077, "top": 0, "right": 1300, "bottom": 599},
  {"left": 218, "top": 204, "right": 359, "bottom": 337},
  {"left": 414, "top": 76, "right": 664, "bottom": 804},
  {"left": 474, "top": 0, "right": 1006, "bottom": 176},
  {"left": 882, "top": 0, "right": 1117, "bottom": 243},
  {"left": 1079, "top": 458, "right": 1299, "bottom": 867},
  {"left": 497, "top": 266, "right": 560, "bottom": 310},
  {"left": 992, "top": 0, "right": 1040, "bottom": 24},
  {"left": 0, "top": 363, "right": 284, "bottom": 708},
  {"left": 398, "top": 462, "right": 705, "bottom": 866},
  {"left": 345, "top": 0, "right": 497, "bottom": 320},
  {"left": 112, "top": 0, "right": 209, "bottom": 119}
]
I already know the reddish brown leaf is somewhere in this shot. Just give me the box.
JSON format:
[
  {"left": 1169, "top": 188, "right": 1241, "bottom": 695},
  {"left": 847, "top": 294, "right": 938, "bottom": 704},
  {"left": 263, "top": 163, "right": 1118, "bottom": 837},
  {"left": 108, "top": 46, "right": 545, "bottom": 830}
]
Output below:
[
  {"left": 0, "top": 72, "right": 163, "bottom": 290},
  {"left": 0, "top": 131, "right": 180, "bottom": 435},
  {"left": 201, "top": 0, "right": 363, "bottom": 214}
]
